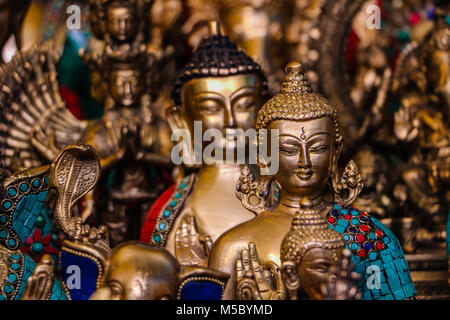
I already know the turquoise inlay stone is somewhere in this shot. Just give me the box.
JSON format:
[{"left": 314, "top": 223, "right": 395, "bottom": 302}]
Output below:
[
  {"left": 159, "top": 222, "right": 167, "bottom": 230},
  {"left": 7, "top": 187, "right": 17, "bottom": 197},
  {"left": 334, "top": 204, "right": 341, "bottom": 210},
  {"left": 10, "top": 255, "right": 20, "bottom": 260},
  {"left": 153, "top": 234, "right": 161, "bottom": 243},
  {"left": 169, "top": 200, "right": 177, "bottom": 207},
  {"left": 7, "top": 273, "right": 17, "bottom": 283},
  {"left": 19, "top": 182, "right": 29, "bottom": 193},
  {"left": 335, "top": 225, "right": 345, "bottom": 233},
  {"left": 276, "top": 193, "right": 279, "bottom": 199},
  {"left": 341, "top": 209, "right": 348, "bottom": 214},
  {"left": 351, "top": 218, "right": 359, "bottom": 225},
  {"left": 36, "top": 215, "right": 45, "bottom": 227},
  {"left": 0, "top": 229, "right": 8, "bottom": 239},
  {"left": 179, "top": 183, "right": 187, "bottom": 190},
  {"left": 350, "top": 242, "right": 358, "bottom": 250},
  {"left": 369, "top": 232, "right": 376, "bottom": 240},
  {"left": 351, "top": 209, "right": 359, "bottom": 216},
  {"left": 369, "top": 251, "right": 378, "bottom": 260},
  {"left": 328, "top": 225, "right": 334, "bottom": 230},
  {"left": 38, "top": 190, "right": 48, "bottom": 202},
  {"left": 2, "top": 200, "right": 12, "bottom": 210},
  {"left": 0, "top": 215, "right": 7, "bottom": 224},
  {"left": 0, "top": 294, "right": 5, "bottom": 300},
  {"left": 163, "top": 210, "right": 171, "bottom": 218},
  {"left": 44, "top": 177, "right": 49, "bottom": 185},
  {"left": 10, "top": 263, "right": 20, "bottom": 271},
  {"left": 343, "top": 234, "right": 350, "bottom": 241},
  {"left": 175, "top": 192, "right": 182, "bottom": 199},
  {"left": 32, "top": 179, "right": 41, "bottom": 189},
  {"left": 52, "top": 234, "right": 58, "bottom": 242},
  {"left": 7, "top": 239, "right": 16, "bottom": 248},
  {"left": 3, "top": 284, "right": 13, "bottom": 294},
  {"left": 31, "top": 242, "right": 44, "bottom": 255}
]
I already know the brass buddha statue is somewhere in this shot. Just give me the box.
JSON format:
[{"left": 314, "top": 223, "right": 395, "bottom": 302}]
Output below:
[
  {"left": 140, "top": 22, "right": 269, "bottom": 264},
  {"left": 90, "top": 241, "right": 180, "bottom": 300},
  {"left": 208, "top": 61, "right": 415, "bottom": 300},
  {"left": 279, "top": 206, "right": 364, "bottom": 300}
]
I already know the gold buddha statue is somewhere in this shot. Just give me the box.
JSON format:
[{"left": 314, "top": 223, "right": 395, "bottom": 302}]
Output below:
[
  {"left": 140, "top": 22, "right": 269, "bottom": 264},
  {"left": 208, "top": 61, "right": 415, "bottom": 300},
  {"left": 279, "top": 206, "right": 347, "bottom": 300},
  {"left": 235, "top": 206, "right": 362, "bottom": 300},
  {"left": 90, "top": 242, "right": 180, "bottom": 300}
]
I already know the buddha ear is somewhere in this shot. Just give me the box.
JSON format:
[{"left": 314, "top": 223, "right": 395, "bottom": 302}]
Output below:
[
  {"left": 281, "top": 261, "right": 300, "bottom": 300},
  {"left": 332, "top": 137, "right": 344, "bottom": 172},
  {"left": 166, "top": 105, "right": 188, "bottom": 132}
]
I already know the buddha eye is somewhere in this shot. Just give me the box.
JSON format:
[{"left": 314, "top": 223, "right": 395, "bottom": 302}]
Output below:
[
  {"left": 233, "top": 95, "right": 257, "bottom": 111},
  {"left": 310, "top": 145, "right": 329, "bottom": 154},
  {"left": 108, "top": 281, "right": 124, "bottom": 297},
  {"left": 197, "top": 99, "right": 222, "bottom": 114},
  {"left": 279, "top": 144, "right": 298, "bottom": 156},
  {"left": 309, "top": 261, "right": 331, "bottom": 273}
]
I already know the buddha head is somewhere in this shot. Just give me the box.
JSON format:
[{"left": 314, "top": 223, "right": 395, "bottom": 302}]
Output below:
[
  {"left": 280, "top": 207, "right": 346, "bottom": 299},
  {"left": 256, "top": 61, "right": 346, "bottom": 202},
  {"left": 90, "top": 242, "right": 179, "bottom": 300},
  {"left": 106, "top": 1, "right": 139, "bottom": 43},
  {"left": 168, "top": 21, "right": 269, "bottom": 166},
  {"left": 88, "top": 0, "right": 107, "bottom": 39},
  {"left": 108, "top": 62, "right": 145, "bottom": 108}
]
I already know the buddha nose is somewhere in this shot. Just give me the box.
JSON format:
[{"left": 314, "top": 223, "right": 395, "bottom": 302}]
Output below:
[
  {"left": 124, "top": 81, "right": 132, "bottom": 95},
  {"left": 224, "top": 100, "right": 236, "bottom": 128},
  {"left": 119, "top": 20, "right": 126, "bottom": 32},
  {"left": 297, "top": 146, "right": 312, "bottom": 168}
]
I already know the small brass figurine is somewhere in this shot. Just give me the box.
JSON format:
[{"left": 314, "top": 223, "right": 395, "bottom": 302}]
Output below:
[
  {"left": 279, "top": 207, "right": 360, "bottom": 300},
  {"left": 209, "top": 61, "right": 415, "bottom": 300}
]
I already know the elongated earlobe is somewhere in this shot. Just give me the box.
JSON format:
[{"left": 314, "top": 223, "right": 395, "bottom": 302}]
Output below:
[
  {"left": 166, "top": 105, "right": 186, "bottom": 133},
  {"left": 281, "top": 261, "right": 300, "bottom": 300}
]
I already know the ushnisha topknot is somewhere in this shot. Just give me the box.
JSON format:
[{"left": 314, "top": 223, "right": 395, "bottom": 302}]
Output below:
[
  {"left": 280, "top": 207, "right": 346, "bottom": 266},
  {"left": 256, "top": 61, "right": 340, "bottom": 139},
  {"left": 171, "top": 21, "right": 269, "bottom": 106}
]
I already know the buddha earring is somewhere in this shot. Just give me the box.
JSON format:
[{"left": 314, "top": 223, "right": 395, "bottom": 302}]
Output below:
[
  {"left": 236, "top": 165, "right": 272, "bottom": 215},
  {"left": 330, "top": 159, "right": 364, "bottom": 206}
]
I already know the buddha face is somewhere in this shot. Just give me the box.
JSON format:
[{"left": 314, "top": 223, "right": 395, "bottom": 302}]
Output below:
[
  {"left": 180, "top": 74, "right": 262, "bottom": 152},
  {"left": 297, "top": 247, "right": 341, "bottom": 299},
  {"left": 269, "top": 117, "right": 335, "bottom": 199},
  {"left": 282, "top": 247, "right": 341, "bottom": 300},
  {"left": 90, "top": 243, "right": 178, "bottom": 300},
  {"left": 109, "top": 68, "right": 144, "bottom": 107},
  {"left": 106, "top": 6, "right": 137, "bottom": 42}
]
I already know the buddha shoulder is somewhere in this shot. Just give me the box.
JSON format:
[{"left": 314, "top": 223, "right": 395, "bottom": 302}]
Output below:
[{"left": 208, "top": 210, "right": 292, "bottom": 267}]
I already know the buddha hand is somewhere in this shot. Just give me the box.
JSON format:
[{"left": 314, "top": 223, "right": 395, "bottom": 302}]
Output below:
[
  {"left": 320, "top": 249, "right": 362, "bottom": 300},
  {"left": 21, "top": 255, "right": 55, "bottom": 300},
  {"left": 236, "top": 243, "right": 286, "bottom": 300},
  {"left": 175, "top": 215, "right": 212, "bottom": 267},
  {"left": 394, "top": 105, "right": 419, "bottom": 142}
]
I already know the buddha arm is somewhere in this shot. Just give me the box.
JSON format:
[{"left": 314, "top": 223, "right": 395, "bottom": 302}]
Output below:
[{"left": 208, "top": 236, "right": 245, "bottom": 300}]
